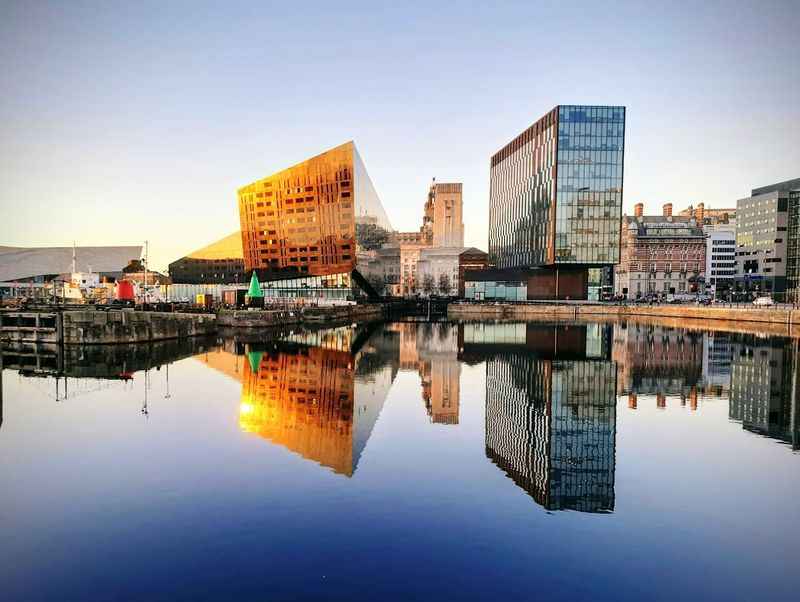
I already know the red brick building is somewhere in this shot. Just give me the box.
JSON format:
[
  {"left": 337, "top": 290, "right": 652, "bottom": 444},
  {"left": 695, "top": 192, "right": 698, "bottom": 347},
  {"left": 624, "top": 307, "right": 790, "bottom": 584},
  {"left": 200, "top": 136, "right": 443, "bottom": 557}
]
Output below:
[{"left": 614, "top": 203, "right": 707, "bottom": 299}]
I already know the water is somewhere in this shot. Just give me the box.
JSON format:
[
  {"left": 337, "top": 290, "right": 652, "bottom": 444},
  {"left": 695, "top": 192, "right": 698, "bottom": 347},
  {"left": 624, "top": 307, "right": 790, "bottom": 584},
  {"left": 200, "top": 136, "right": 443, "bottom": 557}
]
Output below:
[{"left": 1, "top": 321, "right": 798, "bottom": 601}]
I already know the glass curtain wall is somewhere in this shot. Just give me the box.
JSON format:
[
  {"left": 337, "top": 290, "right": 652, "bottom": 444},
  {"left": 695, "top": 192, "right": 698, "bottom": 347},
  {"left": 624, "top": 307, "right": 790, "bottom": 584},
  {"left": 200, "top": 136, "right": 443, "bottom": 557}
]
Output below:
[{"left": 555, "top": 106, "right": 625, "bottom": 264}]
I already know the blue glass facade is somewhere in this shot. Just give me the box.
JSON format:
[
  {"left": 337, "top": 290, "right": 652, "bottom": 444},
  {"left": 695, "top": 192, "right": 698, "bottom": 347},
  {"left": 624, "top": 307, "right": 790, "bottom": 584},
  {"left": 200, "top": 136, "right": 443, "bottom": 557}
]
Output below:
[
  {"left": 489, "top": 105, "right": 625, "bottom": 270},
  {"left": 555, "top": 106, "right": 625, "bottom": 264}
]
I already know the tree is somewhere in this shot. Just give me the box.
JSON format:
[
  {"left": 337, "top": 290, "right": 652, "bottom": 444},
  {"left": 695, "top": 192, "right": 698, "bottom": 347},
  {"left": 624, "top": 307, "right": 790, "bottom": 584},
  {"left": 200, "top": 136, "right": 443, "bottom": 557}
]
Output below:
[
  {"left": 438, "top": 273, "right": 451, "bottom": 296},
  {"left": 422, "top": 273, "right": 435, "bottom": 296},
  {"left": 355, "top": 223, "right": 391, "bottom": 251},
  {"left": 366, "top": 274, "right": 385, "bottom": 296}
]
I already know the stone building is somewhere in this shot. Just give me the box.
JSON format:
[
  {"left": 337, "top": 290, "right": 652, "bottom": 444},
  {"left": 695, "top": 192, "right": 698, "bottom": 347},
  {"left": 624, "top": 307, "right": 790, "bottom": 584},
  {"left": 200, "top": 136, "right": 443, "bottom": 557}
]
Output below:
[
  {"left": 614, "top": 203, "right": 706, "bottom": 299},
  {"left": 417, "top": 247, "right": 489, "bottom": 297}
]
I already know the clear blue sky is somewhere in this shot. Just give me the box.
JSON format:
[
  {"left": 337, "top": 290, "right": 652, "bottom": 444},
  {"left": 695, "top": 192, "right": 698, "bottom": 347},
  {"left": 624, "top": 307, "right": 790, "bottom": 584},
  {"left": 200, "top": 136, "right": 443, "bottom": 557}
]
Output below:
[{"left": 1, "top": 0, "right": 798, "bottom": 270}]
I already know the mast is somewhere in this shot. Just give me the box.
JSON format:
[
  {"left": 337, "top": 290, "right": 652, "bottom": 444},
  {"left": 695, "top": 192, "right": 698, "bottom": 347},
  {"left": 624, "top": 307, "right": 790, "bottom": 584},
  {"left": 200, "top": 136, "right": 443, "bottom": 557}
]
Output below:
[{"left": 144, "top": 240, "right": 149, "bottom": 303}]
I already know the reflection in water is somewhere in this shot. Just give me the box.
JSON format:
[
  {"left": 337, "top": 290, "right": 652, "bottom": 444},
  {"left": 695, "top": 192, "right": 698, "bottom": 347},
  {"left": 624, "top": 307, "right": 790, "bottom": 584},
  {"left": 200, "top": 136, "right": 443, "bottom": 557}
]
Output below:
[
  {"left": 610, "top": 322, "right": 800, "bottom": 450},
  {"left": 232, "top": 323, "right": 465, "bottom": 474},
  {"left": 463, "top": 323, "right": 618, "bottom": 513},
  {"left": 613, "top": 323, "right": 705, "bottom": 407},
  {"left": 730, "top": 336, "right": 800, "bottom": 450},
  {"left": 3, "top": 320, "right": 798, "bottom": 483},
  {"left": 386, "top": 323, "right": 462, "bottom": 425},
  {"left": 197, "top": 326, "right": 397, "bottom": 477},
  {"left": 5, "top": 320, "right": 800, "bottom": 600},
  {"left": 0, "top": 337, "right": 218, "bottom": 407},
  {"left": 240, "top": 343, "right": 361, "bottom": 476}
]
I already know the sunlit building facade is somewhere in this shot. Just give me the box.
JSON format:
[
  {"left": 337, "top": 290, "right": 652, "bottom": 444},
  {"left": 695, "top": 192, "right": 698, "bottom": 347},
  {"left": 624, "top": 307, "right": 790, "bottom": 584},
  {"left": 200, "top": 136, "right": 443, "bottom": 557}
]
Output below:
[
  {"left": 425, "top": 181, "right": 464, "bottom": 247},
  {"left": 238, "top": 141, "right": 393, "bottom": 298},
  {"left": 734, "top": 178, "right": 799, "bottom": 300},
  {"left": 487, "top": 105, "right": 625, "bottom": 299}
]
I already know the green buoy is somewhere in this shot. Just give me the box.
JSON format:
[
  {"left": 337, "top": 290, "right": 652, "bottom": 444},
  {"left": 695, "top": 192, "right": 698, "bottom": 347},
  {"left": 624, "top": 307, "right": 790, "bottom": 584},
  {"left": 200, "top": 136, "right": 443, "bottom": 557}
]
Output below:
[{"left": 247, "top": 271, "right": 263, "bottom": 298}]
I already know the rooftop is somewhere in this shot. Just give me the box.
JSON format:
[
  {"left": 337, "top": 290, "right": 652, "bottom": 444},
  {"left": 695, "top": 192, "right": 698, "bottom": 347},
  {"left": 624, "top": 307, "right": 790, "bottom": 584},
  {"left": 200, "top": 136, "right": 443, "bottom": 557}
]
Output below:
[{"left": 0, "top": 245, "right": 143, "bottom": 282}]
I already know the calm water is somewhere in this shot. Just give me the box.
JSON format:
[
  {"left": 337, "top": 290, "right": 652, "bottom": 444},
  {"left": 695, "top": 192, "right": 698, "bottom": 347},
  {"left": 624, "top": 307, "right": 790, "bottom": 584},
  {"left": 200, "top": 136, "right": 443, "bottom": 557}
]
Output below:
[{"left": 1, "top": 321, "right": 799, "bottom": 601}]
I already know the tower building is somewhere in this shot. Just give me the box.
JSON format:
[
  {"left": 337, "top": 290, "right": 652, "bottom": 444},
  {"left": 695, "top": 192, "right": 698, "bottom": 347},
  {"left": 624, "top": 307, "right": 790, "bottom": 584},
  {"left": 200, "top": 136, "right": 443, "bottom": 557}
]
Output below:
[{"left": 486, "top": 105, "right": 626, "bottom": 300}]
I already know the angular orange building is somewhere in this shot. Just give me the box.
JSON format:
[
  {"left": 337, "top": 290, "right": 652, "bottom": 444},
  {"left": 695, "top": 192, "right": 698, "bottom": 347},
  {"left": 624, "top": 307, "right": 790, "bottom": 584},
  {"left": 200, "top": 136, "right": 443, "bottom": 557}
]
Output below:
[{"left": 237, "top": 141, "right": 392, "bottom": 298}]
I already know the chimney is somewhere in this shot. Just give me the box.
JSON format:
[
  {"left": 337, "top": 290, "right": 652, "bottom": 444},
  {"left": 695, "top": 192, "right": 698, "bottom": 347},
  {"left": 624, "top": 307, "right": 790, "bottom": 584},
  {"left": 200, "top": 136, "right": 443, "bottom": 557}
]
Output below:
[
  {"left": 695, "top": 202, "right": 705, "bottom": 222},
  {"left": 663, "top": 203, "right": 673, "bottom": 217},
  {"left": 634, "top": 203, "right": 644, "bottom": 217}
]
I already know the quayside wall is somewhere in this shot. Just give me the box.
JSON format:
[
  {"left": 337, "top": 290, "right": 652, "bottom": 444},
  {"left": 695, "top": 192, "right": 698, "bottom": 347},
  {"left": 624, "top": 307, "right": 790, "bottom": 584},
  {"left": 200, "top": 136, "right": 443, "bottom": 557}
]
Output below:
[
  {"left": 217, "top": 304, "right": 385, "bottom": 329},
  {"left": 0, "top": 310, "right": 217, "bottom": 345},
  {"left": 448, "top": 303, "right": 800, "bottom": 336},
  {"left": 60, "top": 310, "right": 217, "bottom": 344}
]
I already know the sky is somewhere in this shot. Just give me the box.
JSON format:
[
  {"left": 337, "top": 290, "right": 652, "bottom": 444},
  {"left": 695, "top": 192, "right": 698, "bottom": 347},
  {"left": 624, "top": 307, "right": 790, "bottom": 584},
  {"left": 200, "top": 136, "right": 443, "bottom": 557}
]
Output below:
[{"left": 1, "top": 1, "right": 798, "bottom": 271}]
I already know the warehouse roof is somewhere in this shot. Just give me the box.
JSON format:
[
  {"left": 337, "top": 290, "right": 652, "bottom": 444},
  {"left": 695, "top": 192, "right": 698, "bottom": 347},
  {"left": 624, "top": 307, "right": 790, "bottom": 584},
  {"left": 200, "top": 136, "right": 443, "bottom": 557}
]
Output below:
[{"left": 0, "top": 245, "right": 142, "bottom": 281}]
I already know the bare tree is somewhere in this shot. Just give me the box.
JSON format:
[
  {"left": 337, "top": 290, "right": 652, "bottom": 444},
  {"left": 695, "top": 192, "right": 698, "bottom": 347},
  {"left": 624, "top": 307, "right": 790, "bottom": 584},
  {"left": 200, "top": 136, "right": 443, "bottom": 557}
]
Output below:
[
  {"left": 366, "top": 274, "right": 385, "bottom": 296},
  {"left": 422, "top": 274, "right": 435, "bottom": 296},
  {"left": 438, "top": 273, "right": 451, "bottom": 296}
]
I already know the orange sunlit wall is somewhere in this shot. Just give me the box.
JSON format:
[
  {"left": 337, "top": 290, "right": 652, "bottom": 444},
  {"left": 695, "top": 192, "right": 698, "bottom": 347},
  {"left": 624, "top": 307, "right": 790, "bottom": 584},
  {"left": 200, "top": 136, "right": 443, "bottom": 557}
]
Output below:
[
  {"left": 238, "top": 142, "right": 358, "bottom": 276},
  {"left": 239, "top": 346, "right": 357, "bottom": 476}
]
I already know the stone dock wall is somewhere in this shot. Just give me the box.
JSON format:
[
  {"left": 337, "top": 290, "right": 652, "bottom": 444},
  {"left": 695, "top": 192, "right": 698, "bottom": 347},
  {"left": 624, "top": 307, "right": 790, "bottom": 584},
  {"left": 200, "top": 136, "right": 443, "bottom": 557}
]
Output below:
[
  {"left": 3, "top": 304, "right": 388, "bottom": 345},
  {"left": 60, "top": 310, "right": 217, "bottom": 344},
  {"left": 448, "top": 302, "right": 800, "bottom": 336},
  {"left": 217, "top": 303, "right": 385, "bottom": 329}
]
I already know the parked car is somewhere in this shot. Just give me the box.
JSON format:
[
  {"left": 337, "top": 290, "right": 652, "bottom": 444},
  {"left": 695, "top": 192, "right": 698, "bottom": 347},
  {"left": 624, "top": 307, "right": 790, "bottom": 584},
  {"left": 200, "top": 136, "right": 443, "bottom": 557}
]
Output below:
[{"left": 753, "top": 296, "right": 775, "bottom": 306}]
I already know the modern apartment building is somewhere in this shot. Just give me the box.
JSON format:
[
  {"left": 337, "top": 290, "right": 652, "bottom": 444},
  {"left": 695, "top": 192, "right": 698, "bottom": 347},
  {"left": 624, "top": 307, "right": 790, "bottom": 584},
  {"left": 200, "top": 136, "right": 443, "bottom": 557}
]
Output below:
[
  {"left": 237, "top": 141, "right": 393, "bottom": 299},
  {"left": 734, "top": 178, "right": 799, "bottom": 300},
  {"left": 614, "top": 203, "right": 706, "bottom": 299},
  {"left": 487, "top": 105, "right": 625, "bottom": 300}
]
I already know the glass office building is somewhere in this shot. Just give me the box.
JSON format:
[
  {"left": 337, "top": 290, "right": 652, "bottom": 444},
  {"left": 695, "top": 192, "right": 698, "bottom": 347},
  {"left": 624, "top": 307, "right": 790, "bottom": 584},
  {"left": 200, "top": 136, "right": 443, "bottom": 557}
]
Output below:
[
  {"left": 487, "top": 105, "right": 625, "bottom": 298},
  {"left": 238, "top": 141, "right": 393, "bottom": 297},
  {"left": 734, "top": 178, "right": 799, "bottom": 301}
]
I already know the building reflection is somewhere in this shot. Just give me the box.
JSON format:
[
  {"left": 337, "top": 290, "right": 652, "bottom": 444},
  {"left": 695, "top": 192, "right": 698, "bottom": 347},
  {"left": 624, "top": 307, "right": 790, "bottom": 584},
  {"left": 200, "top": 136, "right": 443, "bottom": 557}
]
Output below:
[
  {"left": 611, "top": 323, "right": 733, "bottom": 409},
  {"left": 385, "top": 322, "right": 461, "bottom": 425},
  {"left": 463, "top": 323, "right": 618, "bottom": 513},
  {"left": 609, "top": 320, "right": 799, "bottom": 450},
  {"left": 198, "top": 326, "right": 395, "bottom": 477},
  {"left": 240, "top": 343, "right": 358, "bottom": 475},
  {"left": 729, "top": 336, "right": 800, "bottom": 450},
  {"left": 612, "top": 323, "right": 703, "bottom": 402}
]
